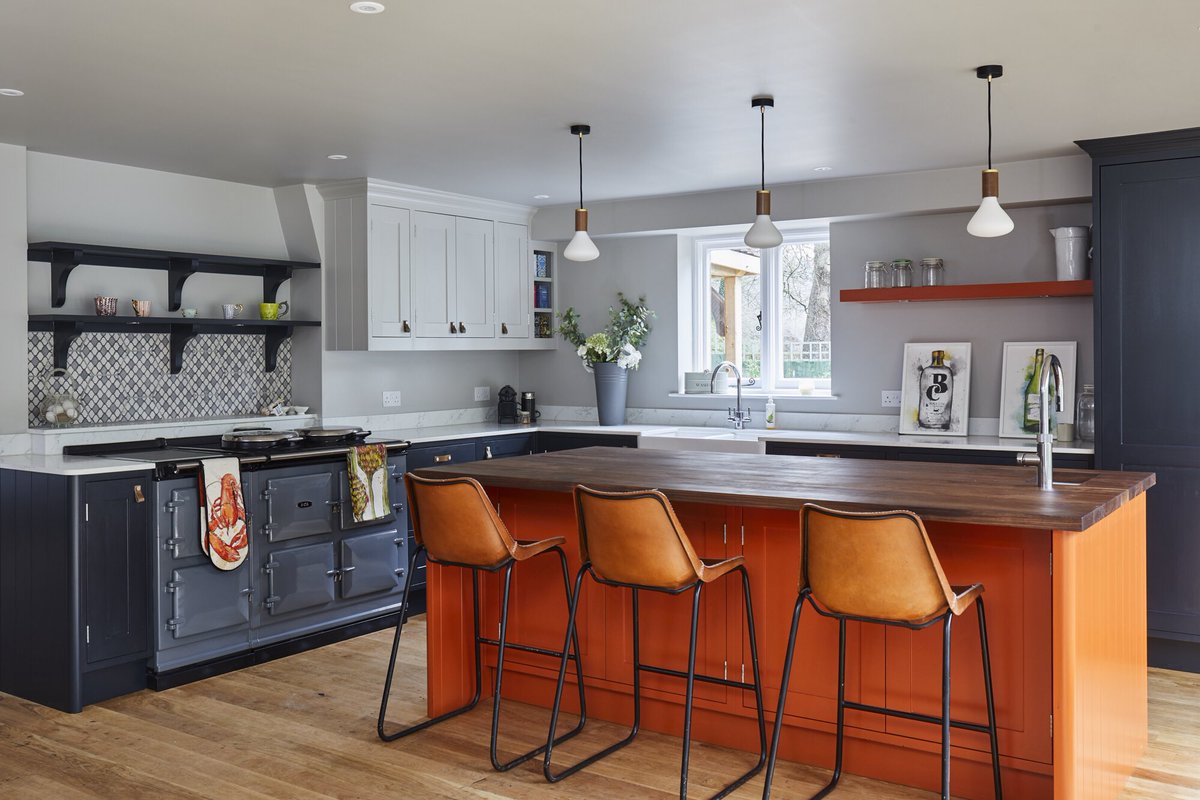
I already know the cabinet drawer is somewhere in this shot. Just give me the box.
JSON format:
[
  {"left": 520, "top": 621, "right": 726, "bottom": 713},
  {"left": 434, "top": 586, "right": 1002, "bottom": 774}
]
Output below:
[
  {"left": 477, "top": 434, "right": 536, "bottom": 460},
  {"left": 406, "top": 442, "right": 478, "bottom": 470},
  {"left": 765, "top": 442, "right": 889, "bottom": 460}
]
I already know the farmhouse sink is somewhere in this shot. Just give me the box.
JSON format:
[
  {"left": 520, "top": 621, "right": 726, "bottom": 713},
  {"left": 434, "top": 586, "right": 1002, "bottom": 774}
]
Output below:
[{"left": 638, "top": 427, "right": 767, "bottom": 454}]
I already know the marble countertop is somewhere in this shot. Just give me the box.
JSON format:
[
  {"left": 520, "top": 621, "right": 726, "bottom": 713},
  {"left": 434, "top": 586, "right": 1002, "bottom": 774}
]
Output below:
[{"left": 0, "top": 453, "right": 157, "bottom": 476}]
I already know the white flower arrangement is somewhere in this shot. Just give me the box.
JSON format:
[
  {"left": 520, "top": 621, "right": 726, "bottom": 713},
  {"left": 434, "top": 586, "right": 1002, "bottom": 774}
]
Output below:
[{"left": 558, "top": 293, "right": 654, "bottom": 374}]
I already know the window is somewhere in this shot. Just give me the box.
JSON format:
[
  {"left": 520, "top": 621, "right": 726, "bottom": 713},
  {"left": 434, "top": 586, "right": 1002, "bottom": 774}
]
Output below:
[{"left": 692, "top": 230, "right": 831, "bottom": 393}]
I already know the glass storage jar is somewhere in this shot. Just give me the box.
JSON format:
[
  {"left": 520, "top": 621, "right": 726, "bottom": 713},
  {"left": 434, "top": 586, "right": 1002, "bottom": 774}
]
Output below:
[
  {"left": 921, "top": 257, "right": 945, "bottom": 286},
  {"left": 891, "top": 259, "right": 914, "bottom": 287},
  {"left": 864, "top": 260, "right": 889, "bottom": 288},
  {"left": 1076, "top": 383, "right": 1095, "bottom": 442}
]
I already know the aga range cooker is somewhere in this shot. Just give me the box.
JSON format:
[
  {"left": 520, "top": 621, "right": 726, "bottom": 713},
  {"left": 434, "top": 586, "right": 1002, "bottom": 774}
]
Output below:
[{"left": 65, "top": 427, "right": 412, "bottom": 683}]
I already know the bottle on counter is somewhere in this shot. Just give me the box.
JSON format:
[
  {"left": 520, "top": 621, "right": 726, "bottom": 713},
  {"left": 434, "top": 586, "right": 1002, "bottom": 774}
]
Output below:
[
  {"left": 917, "top": 349, "right": 953, "bottom": 430},
  {"left": 765, "top": 396, "right": 777, "bottom": 429},
  {"left": 1023, "top": 348, "right": 1047, "bottom": 433},
  {"left": 1076, "top": 384, "right": 1095, "bottom": 442}
]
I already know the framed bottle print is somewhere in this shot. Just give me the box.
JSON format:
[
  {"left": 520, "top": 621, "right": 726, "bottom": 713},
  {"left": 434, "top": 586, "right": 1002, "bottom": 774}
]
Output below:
[
  {"left": 997, "top": 341, "right": 1077, "bottom": 439},
  {"left": 899, "top": 342, "right": 972, "bottom": 436}
]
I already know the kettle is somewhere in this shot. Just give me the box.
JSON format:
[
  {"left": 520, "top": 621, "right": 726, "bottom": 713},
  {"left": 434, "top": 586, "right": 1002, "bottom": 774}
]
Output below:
[{"left": 1049, "top": 226, "right": 1090, "bottom": 281}]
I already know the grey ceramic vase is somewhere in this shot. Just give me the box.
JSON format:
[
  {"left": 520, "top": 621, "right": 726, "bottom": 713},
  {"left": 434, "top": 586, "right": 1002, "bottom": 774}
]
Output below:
[{"left": 592, "top": 362, "right": 629, "bottom": 426}]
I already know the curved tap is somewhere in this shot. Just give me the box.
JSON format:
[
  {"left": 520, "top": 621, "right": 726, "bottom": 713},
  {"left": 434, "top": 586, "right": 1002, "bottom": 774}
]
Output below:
[
  {"left": 711, "top": 361, "right": 751, "bottom": 430},
  {"left": 1018, "top": 353, "right": 1064, "bottom": 490}
]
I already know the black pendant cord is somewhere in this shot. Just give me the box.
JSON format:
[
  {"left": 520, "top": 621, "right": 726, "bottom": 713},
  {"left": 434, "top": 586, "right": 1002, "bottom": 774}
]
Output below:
[
  {"left": 760, "top": 106, "right": 767, "bottom": 191},
  {"left": 984, "top": 76, "right": 993, "bottom": 170},
  {"left": 578, "top": 132, "right": 585, "bottom": 209}
]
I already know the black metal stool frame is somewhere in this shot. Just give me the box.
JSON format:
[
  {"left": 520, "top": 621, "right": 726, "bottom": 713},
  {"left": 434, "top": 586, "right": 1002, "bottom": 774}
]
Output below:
[
  {"left": 544, "top": 561, "right": 768, "bottom": 800},
  {"left": 761, "top": 588, "right": 1002, "bottom": 800},
  {"left": 377, "top": 540, "right": 588, "bottom": 772}
]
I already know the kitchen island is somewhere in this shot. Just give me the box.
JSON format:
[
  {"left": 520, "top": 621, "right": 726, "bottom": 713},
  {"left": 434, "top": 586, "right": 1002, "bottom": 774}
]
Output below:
[{"left": 416, "top": 448, "right": 1154, "bottom": 799}]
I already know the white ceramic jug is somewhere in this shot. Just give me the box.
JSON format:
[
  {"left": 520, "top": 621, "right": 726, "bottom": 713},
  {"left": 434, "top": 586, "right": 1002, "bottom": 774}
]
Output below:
[{"left": 1049, "top": 227, "right": 1089, "bottom": 281}]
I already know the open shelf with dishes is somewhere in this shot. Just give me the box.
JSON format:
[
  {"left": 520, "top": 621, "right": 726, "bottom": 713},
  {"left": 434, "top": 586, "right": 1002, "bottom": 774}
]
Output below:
[
  {"left": 28, "top": 315, "right": 320, "bottom": 374},
  {"left": 839, "top": 279, "right": 1093, "bottom": 304}
]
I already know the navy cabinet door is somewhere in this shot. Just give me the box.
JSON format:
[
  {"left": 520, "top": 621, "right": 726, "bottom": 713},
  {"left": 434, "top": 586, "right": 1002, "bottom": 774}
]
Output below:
[{"left": 83, "top": 477, "right": 151, "bottom": 664}]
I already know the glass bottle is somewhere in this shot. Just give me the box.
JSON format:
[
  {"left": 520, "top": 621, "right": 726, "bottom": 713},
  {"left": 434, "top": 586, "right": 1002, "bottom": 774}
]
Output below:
[
  {"left": 1076, "top": 384, "right": 1095, "bottom": 442},
  {"left": 918, "top": 349, "right": 953, "bottom": 430},
  {"left": 891, "top": 259, "right": 913, "bottom": 288},
  {"left": 921, "top": 257, "right": 945, "bottom": 286},
  {"left": 1022, "top": 348, "right": 1046, "bottom": 433},
  {"left": 864, "top": 260, "right": 889, "bottom": 288}
]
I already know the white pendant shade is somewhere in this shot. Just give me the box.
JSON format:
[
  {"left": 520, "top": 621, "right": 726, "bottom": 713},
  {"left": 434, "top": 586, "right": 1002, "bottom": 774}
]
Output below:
[
  {"left": 564, "top": 229, "right": 599, "bottom": 262},
  {"left": 967, "top": 196, "right": 1014, "bottom": 238},
  {"left": 745, "top": 214, "right": 783, "bottom": 249}
]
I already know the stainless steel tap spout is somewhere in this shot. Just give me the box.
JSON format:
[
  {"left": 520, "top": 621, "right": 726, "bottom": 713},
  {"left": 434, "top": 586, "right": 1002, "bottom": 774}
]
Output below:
[
  {"left": 710, "top": 361, "right": 752, "bottom": 430},
  {"left": 1022, "top": 353, "right": 1063, "bottom": 490}
]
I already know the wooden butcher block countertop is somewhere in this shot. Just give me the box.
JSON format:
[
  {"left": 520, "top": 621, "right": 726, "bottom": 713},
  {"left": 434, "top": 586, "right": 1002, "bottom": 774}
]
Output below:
[{"left": 416, "top": 446, "right": 1155, "bottom": 532}]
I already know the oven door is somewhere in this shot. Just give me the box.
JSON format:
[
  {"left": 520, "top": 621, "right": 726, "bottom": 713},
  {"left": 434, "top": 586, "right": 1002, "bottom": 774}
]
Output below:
[{"left": 258, "top": 466, "right": 340, "bottom": 543}]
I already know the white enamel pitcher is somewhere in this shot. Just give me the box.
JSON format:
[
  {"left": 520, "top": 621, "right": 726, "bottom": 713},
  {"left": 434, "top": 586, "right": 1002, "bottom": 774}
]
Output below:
[{"left": 1049, "top": 226, "right": 1089, "bottom": 281}]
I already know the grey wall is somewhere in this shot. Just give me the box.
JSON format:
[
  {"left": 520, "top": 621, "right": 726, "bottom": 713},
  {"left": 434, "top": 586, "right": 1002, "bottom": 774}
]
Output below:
[
  {"left": 0, "top": 144, "right": 29, "bottom": 433},
  {"left": 519, "top": 236, "right": 680, "bottom": 409},
  {"left": 830, "top": 203, "right": 1093, "bottom": 417}
]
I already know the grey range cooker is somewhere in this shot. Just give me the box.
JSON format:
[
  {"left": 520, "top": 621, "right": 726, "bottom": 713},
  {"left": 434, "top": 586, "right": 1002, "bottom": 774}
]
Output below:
[{"left": 65, "top": 427, "right": 412, "bottom": 685}]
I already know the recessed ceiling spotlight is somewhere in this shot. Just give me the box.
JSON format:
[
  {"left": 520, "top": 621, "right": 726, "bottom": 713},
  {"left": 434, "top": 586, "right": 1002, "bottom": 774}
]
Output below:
[
  {"left": 533, "top": 194, "right": 550, "bottom": 200},
  {"left": 327, "top": 154, "right": 349, "bottom": 160},
  {"left": 349, "top": 1, "right": 385, "bottom": 13},
  {"left": 813, "top": 166, "right": 833, "bottom": 172},
  {"left": 0, "top": 88, "right": 24, "bottom": 97}
]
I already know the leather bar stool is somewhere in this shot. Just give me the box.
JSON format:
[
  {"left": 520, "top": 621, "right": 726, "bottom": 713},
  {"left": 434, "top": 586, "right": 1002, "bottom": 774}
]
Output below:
[
  {"left": 543, "top": 485, "right": 767, "bottom": 799},
  {"left": 377, "top": 473, "right": 587, "bottom": 772},
  {"left": 761, "top": 503, "right": 1002, "bottom": 800}
]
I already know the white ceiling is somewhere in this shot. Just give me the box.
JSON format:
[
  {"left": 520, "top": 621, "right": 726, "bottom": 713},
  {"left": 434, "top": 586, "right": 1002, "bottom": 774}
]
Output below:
[{"left": 0, "top": 0, "right": 1195, "bottom": 206}]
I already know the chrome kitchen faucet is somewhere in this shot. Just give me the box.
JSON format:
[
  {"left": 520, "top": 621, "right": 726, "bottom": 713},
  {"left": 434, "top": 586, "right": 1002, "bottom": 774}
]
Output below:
[{"left": 711, "top": 361, "right": 751, "bottom": 430}]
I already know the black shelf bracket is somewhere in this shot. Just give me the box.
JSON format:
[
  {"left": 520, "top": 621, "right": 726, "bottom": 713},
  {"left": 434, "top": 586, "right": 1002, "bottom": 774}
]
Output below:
[
  {"left": 50, "top": 320, "right": 84, "bottom": 369},
  {"left": 50, "top": 248, "right": 83, "bottom": 309},
  {"left": 169, "top": 325, "right": 199, "bottom": 375},
  {"left": 167, "top": 257, "right": 199, "bottom": 312},
  {"left": 263, "top": 325, "right": 292, "bottom": 373},
  {"left": 263, "top": 265, "right": 293, "bottom": 304}
]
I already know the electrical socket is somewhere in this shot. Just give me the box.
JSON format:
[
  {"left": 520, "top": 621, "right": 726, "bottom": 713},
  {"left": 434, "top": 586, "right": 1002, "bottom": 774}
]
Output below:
[
  {"left": 881, "top": 390, "right": 902, "bottom": 408},
  {"left": 474, "top": 386, "right": 490, "bottom": 402},
  {"left": 382, "top": 391, "right": 403, "bottom": 408}
]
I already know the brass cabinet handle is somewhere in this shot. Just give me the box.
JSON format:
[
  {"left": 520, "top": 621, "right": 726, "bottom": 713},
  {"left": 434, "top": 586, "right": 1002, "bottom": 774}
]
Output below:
[
  {"left": 434, "top": 454, "right": 452, "bottom": 463},
  {"left": 459, "top": 321, "right": 466, "bottom": 333},
  {"left": 816, "top": 453, "right": 842, "bottom": 458},
  {"left": 402, "top": 320, "right": 410, "bottom": 333},
  {"left": 133, "top": 484, "right": 145, "bottom": 503},
  {"left": 449, "top": 322, "right": 457, "bottom": 334},
  {"left": 501, "top": 322, "right": 508, "bottom": 335}
]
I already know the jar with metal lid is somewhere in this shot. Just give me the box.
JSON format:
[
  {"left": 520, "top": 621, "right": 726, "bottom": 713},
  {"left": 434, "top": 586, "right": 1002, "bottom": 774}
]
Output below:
[
  {"left": 1076, "top": 384, "right": 1095, "bottom": 442},
  {"left": 921, "top": 257, "right": 945, "bottom": 286},
  {"left": 864, "top": 260, "right": 889, "bottom": 288},
  {"left": 890, "top": 259, "right": 913, "bottom": 288}
]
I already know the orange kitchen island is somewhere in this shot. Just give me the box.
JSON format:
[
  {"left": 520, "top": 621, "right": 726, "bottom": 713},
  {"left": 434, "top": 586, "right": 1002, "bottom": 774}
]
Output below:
[{"left": 416, "top": 448, "right": 1154, "bottom": 799}]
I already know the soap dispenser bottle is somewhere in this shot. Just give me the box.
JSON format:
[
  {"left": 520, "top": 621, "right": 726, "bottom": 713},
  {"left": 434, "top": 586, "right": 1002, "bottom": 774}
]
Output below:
[{"left": 765, "top": 395, "right": 777, "bottom": 430}]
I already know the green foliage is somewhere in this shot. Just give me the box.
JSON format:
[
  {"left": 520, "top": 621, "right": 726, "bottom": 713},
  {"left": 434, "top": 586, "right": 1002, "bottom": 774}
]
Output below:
[{"left": 558, "top": 293, "right": 654, "bottom": 367}]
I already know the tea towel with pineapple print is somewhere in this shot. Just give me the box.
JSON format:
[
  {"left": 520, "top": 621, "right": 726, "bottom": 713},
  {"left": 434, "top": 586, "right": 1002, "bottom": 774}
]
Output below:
[{"left": 348, "top": 444, "right": 390, "bottom": 522}]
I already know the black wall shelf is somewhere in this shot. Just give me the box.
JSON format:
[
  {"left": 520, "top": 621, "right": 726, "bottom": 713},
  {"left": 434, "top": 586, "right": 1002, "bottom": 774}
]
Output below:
[
  {"left": 28, "top": 315, "right": 320, "bottom": 374},
  {"left": 27, "top": 242, "right": 321, "bottom": 312}
]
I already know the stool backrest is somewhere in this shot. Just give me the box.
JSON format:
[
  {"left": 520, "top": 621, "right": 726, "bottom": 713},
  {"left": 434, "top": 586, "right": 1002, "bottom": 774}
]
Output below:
[
  {"left": 405, "top": 473, "right": 516, "bottom": 568},
  {"left": 802, "top": 503, "right": 957, "bottom": 623},
  {"left": 574, "top": 485, "right": 703, "bottom": 590}
]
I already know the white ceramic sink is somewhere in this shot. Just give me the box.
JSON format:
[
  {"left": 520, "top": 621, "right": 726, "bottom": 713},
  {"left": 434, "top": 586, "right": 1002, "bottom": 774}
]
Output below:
[{"left": 638, "top": 427, "right": 766, "bottom": 454}]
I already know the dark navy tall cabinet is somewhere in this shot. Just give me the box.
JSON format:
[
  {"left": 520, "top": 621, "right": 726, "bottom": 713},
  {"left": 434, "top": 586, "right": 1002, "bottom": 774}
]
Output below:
[{"left": 1078, "top": 128, "right": 1200, "bottom": 671}]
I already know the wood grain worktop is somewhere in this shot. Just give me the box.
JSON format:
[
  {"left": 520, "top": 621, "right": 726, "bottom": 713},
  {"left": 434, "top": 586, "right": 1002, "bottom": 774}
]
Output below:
[{"left": 417, "top": 446, "right": 1154, "bottom": 531}]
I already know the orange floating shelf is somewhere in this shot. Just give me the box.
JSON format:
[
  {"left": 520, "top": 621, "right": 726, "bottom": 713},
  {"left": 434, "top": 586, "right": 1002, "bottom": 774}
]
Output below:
[{"left": 840, "top": 279, "right": 1093, "bottom": 303}]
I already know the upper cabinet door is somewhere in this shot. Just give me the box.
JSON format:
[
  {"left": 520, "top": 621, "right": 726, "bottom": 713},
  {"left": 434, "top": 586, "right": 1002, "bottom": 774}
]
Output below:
[
  {"left": 368, "top": 204, "right": 412, "bottom": 338},
  {"left": 494, "top": 222, "right": 530, "bottom": 339},
  {"left": 454, "top": 217, "right": 495, "bottom": 338},
  {"left": 411, "top": 211, "right": 457, "bottom": 338}
]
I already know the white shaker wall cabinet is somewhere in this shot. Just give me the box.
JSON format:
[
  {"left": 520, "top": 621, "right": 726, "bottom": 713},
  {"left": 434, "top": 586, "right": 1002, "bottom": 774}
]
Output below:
[{"left": 319, "top": 178, "right": 543, "bottom": 351}]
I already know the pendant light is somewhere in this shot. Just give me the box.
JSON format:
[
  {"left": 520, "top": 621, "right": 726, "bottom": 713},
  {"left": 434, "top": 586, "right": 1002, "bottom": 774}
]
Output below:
[
  {"left": 967, "top": 65, "right": 1015, "bottom": 238},
  {"left": 564, "top": 124, "right": 599, "bottom": 262},
  {"left": 745, "top": 96, "right": 783, "bottom": 249}
]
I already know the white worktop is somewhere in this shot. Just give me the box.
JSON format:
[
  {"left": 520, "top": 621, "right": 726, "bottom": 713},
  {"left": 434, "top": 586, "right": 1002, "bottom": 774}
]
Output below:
[{"left": 0, "top": 453, "right": 157, "bottom": 476}]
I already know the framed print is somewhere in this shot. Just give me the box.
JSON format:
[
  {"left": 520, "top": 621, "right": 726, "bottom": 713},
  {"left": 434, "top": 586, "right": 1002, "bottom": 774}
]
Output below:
[
  {"left": 998, "top": 341, "right": 1078, "bottom": 438},
  {"left": 899, "top": 342, "right": 971, "bottom": 436}
]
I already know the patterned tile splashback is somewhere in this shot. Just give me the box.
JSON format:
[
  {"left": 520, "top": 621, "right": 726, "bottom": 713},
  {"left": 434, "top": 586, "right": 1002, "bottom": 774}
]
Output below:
[{"left": 28, "top": 332, "right": 291, "bottom": 427}]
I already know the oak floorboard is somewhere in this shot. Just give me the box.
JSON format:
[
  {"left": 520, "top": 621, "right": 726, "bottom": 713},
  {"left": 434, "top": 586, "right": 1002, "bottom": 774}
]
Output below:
[{"left": 0, "top": 616, "right": 1194, "bottom": 799}]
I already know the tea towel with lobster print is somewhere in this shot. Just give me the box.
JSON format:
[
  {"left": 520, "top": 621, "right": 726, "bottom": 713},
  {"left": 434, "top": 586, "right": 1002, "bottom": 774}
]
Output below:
[
  {"left": 199, "top": 457, "right": 249, "bottom": 570},
  {"left": 348, "top": 444, "right": 390, "bottom": 523}
]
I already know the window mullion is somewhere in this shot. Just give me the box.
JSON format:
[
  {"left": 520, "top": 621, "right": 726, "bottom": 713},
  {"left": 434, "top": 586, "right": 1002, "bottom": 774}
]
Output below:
[{"left": 763, "top": 246, "right": 781, "bottom": 391}]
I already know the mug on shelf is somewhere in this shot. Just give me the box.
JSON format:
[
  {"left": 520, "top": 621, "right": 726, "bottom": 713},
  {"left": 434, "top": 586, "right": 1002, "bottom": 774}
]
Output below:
[
  {"left": 94, "top": 296, "right": 118, "bottom": 316},
  {"left": 259, "top": 301, "right": 289, "bottom": 320},
  {"left": 181, "top": 307, "right": 198, "bottom": 318},
  {"left": 131, "top": 299, "right": 152, "bottom": 317},
  {"left": 221, "top": 303, "right": 244, "bottom": 319}
]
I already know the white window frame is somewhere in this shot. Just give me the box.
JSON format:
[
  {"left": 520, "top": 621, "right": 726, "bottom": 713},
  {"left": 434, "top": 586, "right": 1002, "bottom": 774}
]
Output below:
[{"left": 691, "top": 228, "right": 831, "bottom": 394}]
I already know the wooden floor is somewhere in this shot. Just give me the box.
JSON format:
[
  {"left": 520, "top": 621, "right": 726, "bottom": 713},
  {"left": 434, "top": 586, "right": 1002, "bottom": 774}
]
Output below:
[{"left": 1, "top": 617, "right": 1197, "bottom": 799}]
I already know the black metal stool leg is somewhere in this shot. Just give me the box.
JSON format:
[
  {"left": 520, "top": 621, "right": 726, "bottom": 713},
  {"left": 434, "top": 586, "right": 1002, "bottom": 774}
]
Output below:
[
  {"left": 378, "top": 549, "right": 483, "bottom": 741},
  {"left": 940, "top": 613, "right": 954, "bottom": 800},
  {"left": 678, "top": 582, "right": 704, "bottom": 799},
  {"left": 813, "top": 617, "right": 847, "bottom": 800},
  {"left": 762, "top": 593, "right": 805, "bottom": 800},
  {"left": 978, "top": 598, "right": 1002, "bottom": 798},
  {"left": 489, "top": 562, "right": 516, "bottom": 770}
]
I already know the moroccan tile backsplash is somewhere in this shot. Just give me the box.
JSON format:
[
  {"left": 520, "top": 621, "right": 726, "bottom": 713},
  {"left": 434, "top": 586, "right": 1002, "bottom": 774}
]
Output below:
[{"left": 28, "top": 332, "right": 291, "bottom": 427}]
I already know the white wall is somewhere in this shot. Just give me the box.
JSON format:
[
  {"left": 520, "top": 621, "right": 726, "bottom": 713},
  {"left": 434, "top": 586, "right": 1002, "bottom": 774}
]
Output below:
[{"left": 0, "top": 144, "right": 29, "bottom": 433}]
